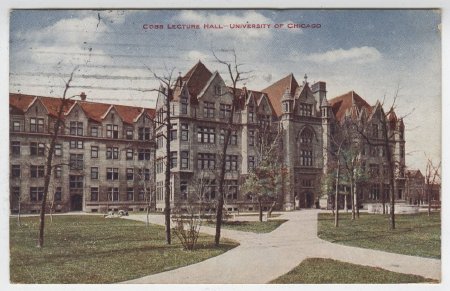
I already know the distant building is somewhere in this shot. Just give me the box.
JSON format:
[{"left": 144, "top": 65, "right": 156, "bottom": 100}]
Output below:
[
  {"left": 9, "top": 93, "right": 155, "bottom": 213},
  {"left": 405, "top": 169, "right": 425, "bottom": 205}
]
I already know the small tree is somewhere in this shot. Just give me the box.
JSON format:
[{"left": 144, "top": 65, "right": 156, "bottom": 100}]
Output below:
[{"left": 425, "top": 157, "right": 440, "bottom": 216}]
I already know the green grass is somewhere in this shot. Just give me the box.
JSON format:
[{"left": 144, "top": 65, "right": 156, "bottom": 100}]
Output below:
[
  {"left": 206, "top": 219, "right": 287, "bottom": 233},
  {"left": 318, "top": 212, "right": 441, "bottom": 259},
  {"left": 271, "top": 258, "right": 437, "bottom": 284},
  {"left": 10, "top": 215, "right": 238, "bottom": 284}
]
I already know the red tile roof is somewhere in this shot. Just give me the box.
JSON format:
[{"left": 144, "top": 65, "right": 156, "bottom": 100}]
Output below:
[
  {"left": 262, "top": 73, "right": 300, "bottom": 116},
  {"left": 328, "top": 91, "right": 372, "bottom": 122},
  {"left": 10, "top": 93, "right": 155, "bottom": 124}
]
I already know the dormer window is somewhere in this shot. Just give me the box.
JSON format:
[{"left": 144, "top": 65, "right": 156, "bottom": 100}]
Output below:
[
  {"left": 69, "top": 121, "right": 83, "bottom": 136},
  {"left": 248, "top": 105, "right": 255, "bottom": 123},
  {"left": 214, "top": 85, "right": 222, "bottom": 96},
  {"left": 180, "top": 96, "right": 188, "bottom": 115},
  {"left": 106, "top": 124, "right": 119, "bottom": 139}
]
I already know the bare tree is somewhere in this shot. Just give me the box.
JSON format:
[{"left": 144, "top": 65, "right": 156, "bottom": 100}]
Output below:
[
  {"left": 425, "top": 157, "right": 441, "bottom": 216},
  {"left": 38, "top": 66, "right": 79, "bottom": 248},
  {"left": 146, "top": 66, "right": 176, "bottom": 244},
  {"left": 212, "top": 49, "right": 251, "bottom": 246}
]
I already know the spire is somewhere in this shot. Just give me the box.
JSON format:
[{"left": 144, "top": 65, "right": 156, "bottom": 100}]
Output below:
[{"left": 303, "top": 73, "right": 308, "bottom": 85}]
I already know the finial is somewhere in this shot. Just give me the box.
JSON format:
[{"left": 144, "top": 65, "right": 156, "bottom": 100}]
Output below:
[{"left": 304, "top": 73, "right": 308, "bottom": 84}]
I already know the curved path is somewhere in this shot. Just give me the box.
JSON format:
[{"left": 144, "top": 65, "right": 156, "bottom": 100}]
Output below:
[{"left": 122, "top": 210, "right": 440, "bottom": 283}]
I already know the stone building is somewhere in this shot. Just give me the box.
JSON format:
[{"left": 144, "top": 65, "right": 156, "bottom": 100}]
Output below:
[
  {"left": 9, "top": 61, "right": 407, "bottom": 213},
  {"left": 9, "top": 93, "right": 156, "bottom": 213},
  {"left": 404, "top": 169, "right": 425, "bottom": 205},
  {"left": 154, "top": 61, "right": 407, "bottom": 212}
]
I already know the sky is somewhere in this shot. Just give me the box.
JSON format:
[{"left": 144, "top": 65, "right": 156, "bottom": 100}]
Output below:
[{"left": 8, "top": 9, "right": 441, "bottom": 173}]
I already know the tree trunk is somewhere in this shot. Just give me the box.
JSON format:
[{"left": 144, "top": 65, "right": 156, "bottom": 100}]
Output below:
[
  {"left": 355, "top": 182, "right": 360, "bottom": 218},
  {"left": 258, "top": 198, "right": 263, "bottom": 222},
  {"left": 344, "top": 194, "right": 348, "bottom": 213},
  {"left": 382, "top": 184, "right": 386, "bottom": 214},
  {"left": 50, "top": 201, "right": 54, "bottom": 223},
  {"left": 17, "top": 201, "right": 21, "bottom": 227},
  {"left": 267, "top": 201, "right": 276, "bottom": 218},
  {"left": 164, "top": 91, "right": 171, "bottom": 245},
  {"left": 427, "top": 184, "right": 431, "bottom": 216},
  {"left": 350, "top": 179, "right": 355, "bottom": 220},
  {"left": 381, "top": 114, "right": 395, "bottom": 230},
  {"left": 335, "top": 161, "right": 340, "bottom": 228}
]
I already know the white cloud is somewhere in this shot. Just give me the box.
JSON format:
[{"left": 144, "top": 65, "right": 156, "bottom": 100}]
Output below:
[
  {"left": 178, "top": 10, "right": 274, "bottom": 40},
  {"left": 307, "top": 46, "right": 382, "bottom": 64}
]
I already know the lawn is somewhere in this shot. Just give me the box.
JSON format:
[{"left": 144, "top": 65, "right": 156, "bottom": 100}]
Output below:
[
  {"left": 317, "top": 212, "right": 441, "bottom": 259},
  {"left": 205, "top": 219, "right": 287, "bottom": 233},
  {"left": 270, "top": 258, "right": 437, "bottom": 284},
  {"left": 10, "top": 215, "right": 238, "bottom": 284}
]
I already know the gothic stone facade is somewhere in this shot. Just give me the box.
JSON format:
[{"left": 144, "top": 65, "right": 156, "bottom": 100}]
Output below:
[
  {"left": 9, "top": 94, "right": 155, "bottom": 213},
  {"left": 154, "top": 61, "right": 406, "bottom": 212}
]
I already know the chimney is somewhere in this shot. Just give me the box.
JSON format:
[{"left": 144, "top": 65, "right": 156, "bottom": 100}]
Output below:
[
  {"left": 80, "top": 92, "right": 87, "bottom": 101},
  {"left": 311, "top": 81, "right": 326, "bottom": 105}
]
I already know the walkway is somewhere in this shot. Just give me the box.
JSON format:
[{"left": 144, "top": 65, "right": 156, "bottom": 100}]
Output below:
[{"left": 122, "top": 210, "right": 440, "bottom": 284}]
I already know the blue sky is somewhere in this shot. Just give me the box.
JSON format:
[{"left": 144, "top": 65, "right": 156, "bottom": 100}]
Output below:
[{"left": 9, "top": 9, "right": 441, "bottom": 172}]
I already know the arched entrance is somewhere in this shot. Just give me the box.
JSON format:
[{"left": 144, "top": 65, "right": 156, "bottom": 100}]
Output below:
[
  {"left": 70, "top": 195, "right": 83, "bottom": 211},
  {"left": 305, "top": 192, "right": 314, "bottom": 208}
]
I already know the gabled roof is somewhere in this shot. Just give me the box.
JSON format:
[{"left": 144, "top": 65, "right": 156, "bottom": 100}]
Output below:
[
  {"left": 405, "top": 169, "right": 424, "bottom": 179},
  {"left": 262, "top": 73, "right": 300, "bottom": 116},
  {"left": 179, "top": 60, "right": 213, "bottom": 101},
  {"left": 328, "top": 91, "right": 372, "bottom": 122},
  {"left": 10, "top": 93, "right": 155, "bottom": 124}
]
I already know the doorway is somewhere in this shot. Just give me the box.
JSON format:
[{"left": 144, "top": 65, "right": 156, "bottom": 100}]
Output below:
[{"left": 70, "top": 194, "right": 83, "bottom": 211}]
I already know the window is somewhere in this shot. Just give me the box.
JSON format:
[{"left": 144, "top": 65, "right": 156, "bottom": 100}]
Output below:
[
  {"left": 156, "top": 159, "right": 164, "bottom": 174},
  {"left": 214, "top": 85, "right": 222, "bottom": 96},
  {"left": 302, "top": 179, "right": 313, "bottom": 187},
  {"left": 379, "top": 147, "right": 385, "bottom": 157},
  {"left": 181, "top": 123, "right": 189, "bottom": 141},
  {"left": 30, "top": 165, "right": 44, "bottom": 178},
  {"left": 70, "top": 140, "right": 83, "bottom": 149},
  {"left": 91, "top": 146, "right": 99, "bottom": 158},
  {"left": 138, "top": 127, "right": 151, "bottom": 141},
  {"left": 138, "top": 149, "right": 151, "bottom": 160},
  {"left": 106, "top": 147, "right": 119, "bottom": 159},
  {"left": 143, "top": 168, "right": 150, "bottom": 181},
  {"left": 372, "top": 124, "right": 379, "bottom": 138},
  {"left": 180, "top": 97, "right": 188, "bottom": 114},
  {"left": 230, "top": 131, "right": 238, "bottom": 145},
  {"left": 225, "top": 180, "right": 238, "bottom": 200},
  {"left": 12, "top": 121, "right": 21, "bottom": 132},
  {"left": 370, "top": 184, "right": 380, "bottom": 200},
  {"left": 70, "top": 121, "right": 83, "bottom": 136},
  {"left": 126, "top": 149, "right": 133, "bottom": 160},
  {"left": 219, "top": 104, "right": 232, "bottom": 119},
  {"left": 170, "top": 124, "right": 178, "bottom": 141},
  {"left": 125, "top": 128, "right": 134, "bottom": 140},
  {"left": 225, "top": 155, "right": 238, "bottom": 171},
  {"left": 248, "top": 105, "right": 255, "bottom": 123},
  {"left": 259, "top": 115, "right": 271, "bottom": 128},
  {"left": 181, "top": 151, "right": 189, "bottom": 169},
  {"left": 138, "top": 189, "right": 146, "bottom": 201},
  {"left": 248, "top": 156, "right": 255, "bottom": 171},
  {"left": 157, "top": 136, "right": 164, "bottom": 149},
  {"left": 91, "top": 167, "right": 99, "bottom": 180},
  {"left": 198, "top": 153, "right": 216, "bottom": 170},
  {"left": 400, "top": 145, "right": 405, "bottom": 159},
  {"left": 180, "top": 181, "right": 188, "bottom": 200},
  {"left": 170, "top": 151, "right": 177, "bottom": 169},
  {"left": 106, "top": 124, "right": 119, "bottom": 139},
  {"left": 126, "top": 168, "right": 134, "bottom": 180},
  {"left": 55, "top": 166, "right": 62, "bottom": 178},
  {"left": 108, "top": 187, "right": 119, "bottom": 201},
  {"left": 30, "top": 187, "right": 44, "bottom": 202},
  {"left": 300, "top": 150, "right": 313, "bottom": 167},
  {"left": 69, "top": 175, "right": 83, "bottom": 191},
  {"left": 300, "top": 130, "right": 313, "bottom": 144},
  {"left": 69, "top": 154, "right": 84, "bottom": 170},
  {"left": 219, "top": 129, "right": 225, "bottom": 145},
  {"left": 11, "top": 165, "right": 21, "bottom": 178},
  {"left": 54, "top": 144, "right": 62, "bottom": 156},
  {"left": 248, "top": 130, "right": 255, "bottom": 146},
  {"left": 369, "top": 164, "right": 379, "bottom": 177},
  {"left": 203, "top": 102, "right": 215, "bottom": 118},
  {"left": 30, "top": 118, "right": 44, "bottom": 133},
  {"left": 197, "top": 127, "right": 215, "bottom": 143},
  {"left": 54, "top": 187, "right": 62, "bottom": 201},
  {"left": 106, "top": 168, "right": 119, "bottom": 180},
  {"left": 90, "top": 126, "right": 98, "bottom": 137},
  {"left": 30, "top": 142, "right": 45, "bottom": 156},
  {"left": 11, "top": 141, "right": 20, "bottom": 155},
  {"left": 299, "top": 103, "right": 313, "bottom": 117},
  {"left": 90, "top": 187, "right": 99, "bottom": 201},
  {"left": 127, "top": 187, "right": 134, "bottom": 201},
  {"left": 203, "top": 179, "right": 216, "bottom": 200}
]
